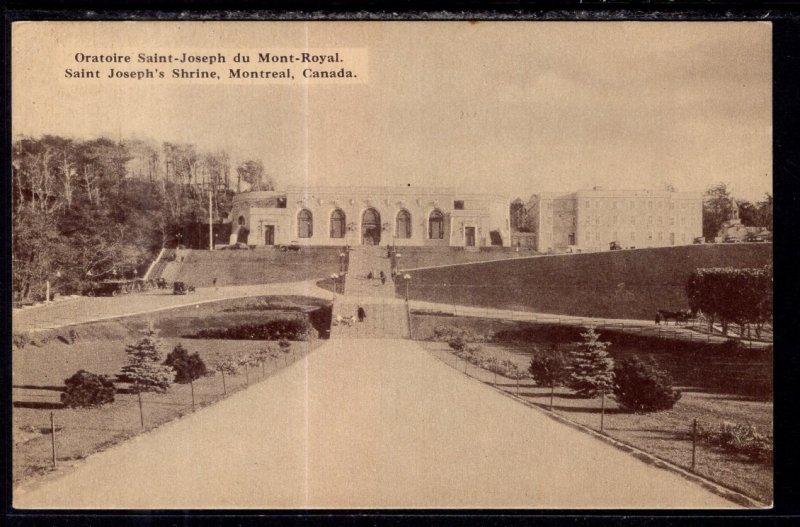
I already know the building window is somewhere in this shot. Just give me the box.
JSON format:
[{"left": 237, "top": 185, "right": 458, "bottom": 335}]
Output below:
[
  {"left": 631, "top": 217, "right": 636, "bottom": 225},
  {"left": 613, "top": 215, "right": 618, "bottom": 224},
  {"left": 595, "top": 232, "right": 600, "bottom": 241},
  {"left": 454, "top": 200, "right": 464, "bottom": 210},
  {"left": 670, "top": 217, "right": 675, "bottom": 226},
  {"left": 429, "top": 209, "right": 445, "bottom": 239},
  {"left": 658, "top": 232, "right": 663, "bottom": 241},
  {"left": 631, "top": 232, "right": 636, "bottom": 241},
  {"left": 238, "top": 215, "right": 245, "bottom": 226},
  {"left": 658, "top": 216, "right": 663, "bottom": 225},
  {"left": 630, "top": 201, "right": 635, "bottom": 209},
  {"left": 297, "top": 209, "right": 313, "bottom": 238},
  {"left": 330, "top": 208, "right": 345, "bottom": 238},
  {"left": 648, "top": 201, "right": 653, "bottom": 209},
  {"left": 648, "top": 216, "right": 653, "bottom": 225},
  {"left": 595, "top": 216, "right": 600, "bottom": 225},
  {"left": 585, "top": 200, "right": 590, "bottom": 208},
  {"left": 396, "top": 209, "right": 412, "bottom": 239},
  {"left": 276, "top": 197, "right": 287, "bottom": 209}
]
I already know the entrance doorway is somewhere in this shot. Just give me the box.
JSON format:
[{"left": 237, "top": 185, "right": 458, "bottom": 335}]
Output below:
[
  {"left": 465, "top": 226, "right": 476, "bottom": 247},
  {"left": 264, "top": 225, "right": 275, "bottom": 245},
  {"left": 362, "top": 208, "right": 381, "bottom": 245}
]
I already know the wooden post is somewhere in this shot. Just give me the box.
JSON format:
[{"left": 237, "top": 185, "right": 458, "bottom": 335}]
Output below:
[
  {"left": 262, "top": 361, "right": 265, "bottom": 377},
  {"left": 137, "top": 390, "right": 145, "bottom": 429},
  {"left": 516, "top": 376, "right": 520, "bottom": 396},
  {"left": 190, "top": 379, "right": 196, "bottom": 412},
  {"left": 692, "top": 418, "right": 697, "bottom": 471},
  {"left": 245, "top": 363, "right": 249, "bottom": 385},
  {"left": 494, "top": 369, "right": 497, "bottom": 386},
  {"left": 550, "top": 383, "right": 555, "bottom": 411},
  {"left": 221, "top": 371, "right": 226, "bottom": 395},
  {"left": 50, "top": 412, "right": 57, "bottom": 468},
  {"left": 600, "top": 390, "right": 606, "bottom": 432}
]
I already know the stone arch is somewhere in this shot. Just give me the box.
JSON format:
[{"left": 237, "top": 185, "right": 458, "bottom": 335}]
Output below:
[
  {"left": 361, "top": 208, "right": 381, "bottom": 245},
  {"left": 297, "top": 209, "right": 313, "bottom": 238},
  {"left": 330, "top": 208, "right": 346, "bottom": 239},
  {"left": 428, "top": 209, "right": 445, "bottom": 240},
  {"left": 396, "top": 209, "right": 412, "bottom": 239}
]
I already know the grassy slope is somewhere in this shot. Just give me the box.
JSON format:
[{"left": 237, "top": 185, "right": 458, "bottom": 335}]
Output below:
[
  {"left": 399, "top": 244, "right": 772, "bottom": 319},
  {"left": 173, "top": 248, "right": 344, "bottom": 287},
  {"left": 12, "top": 296, "right": 329, "bottom": 487},
  {"left": 414, "top": 312, "right": 773, "bottom": 504}
]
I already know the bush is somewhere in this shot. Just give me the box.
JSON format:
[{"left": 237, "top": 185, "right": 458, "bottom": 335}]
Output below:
[
  {"left": 12, "top": 333, "right": 30, "bottom": 350},
  {"left": 61, "top": 370, "right": 116, "bottom": 408},
  {"left": 697, "top": 421, "right": 773, "bottom": 464},
  {"left": 192, "top": 318, "right": 312, "bottom": 341},
  {"left": 528, "top": 347, "right": 569, "bottom": 389},
  {"left": 613, "top": 356, "right": 681, "bottom": 412},
  {"left": 432, "top": 325, "right": 488, "bottom": 344},
  {"left": 163, "top": 343, "right": 208, "bottom": 384}
]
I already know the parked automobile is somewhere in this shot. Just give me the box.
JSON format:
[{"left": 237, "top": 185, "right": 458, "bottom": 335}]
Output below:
[
  {"left": 693, "top": 236, "right": 705, "bottom": 244},
  {"left": 609, "top": 241, "right": 622, "bottom": 251},
  {"left": 85, "top": 281, "right": 128, "bottom": 297},
  {"left": 172, "top": 281, "right": 196, "bottom": 295},
  {"left": 745, "top": 232, "right": 769, "bottom": 243},
  {"left": 280, "top": 240, "right": 301, "bottom": 252}
]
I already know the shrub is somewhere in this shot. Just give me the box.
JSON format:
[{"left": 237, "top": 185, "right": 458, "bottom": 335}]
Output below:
[
  {"left": 192, "top": 318, "right": 312, "bottom": 341},
  {"left": 214, "top": 358, "right": 241, "bottom": 375},
  {"left": 12, "top": 333, "right": 30, "bottom": 350},
  {"left": 432, "top": 325, "right": 488, "bottom": 344},
  {"left": 448, "top": 335, "right": 466, "bottom": 352},
  {"left": 163, "top": 343, "right": 208, "bottom": 384},
  {"left": 528, "top": 347, "right": 569, "bottom": 389},
  {"left": 278, "top": 338, "right": 291, "bottom": 353},
  {"left": 117, "top": 329, "right": 175, "bottom": 393},
  {"left": 61, "top": 370, "right": 115, "bottom": 408},
  {"left": 567, "top": 327, "right": 615, "bottom": 398},
  {"left": 697, "top": 421, "right": 773, "bottom": 464},
  {"left": 613, "top": 356, "right": 681, "bottom": 412}
]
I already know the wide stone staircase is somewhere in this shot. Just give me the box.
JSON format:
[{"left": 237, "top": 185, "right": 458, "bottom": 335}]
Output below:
[{"left": 331, "top": 246, "right": 410, "bottom": 339}]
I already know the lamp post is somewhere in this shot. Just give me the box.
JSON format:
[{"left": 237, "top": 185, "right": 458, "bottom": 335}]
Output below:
[
  {"left": 339, "top": 252, "right": 346, "bottom": 273},
  {"left": 395, "top": 253, "right": 402, "bottom": 273},
  {"left": 403, "top": 273, "right": 411, "bottom": 302},
  {"left": 331, "top": 273, "right": 340, "bottom": 294}
]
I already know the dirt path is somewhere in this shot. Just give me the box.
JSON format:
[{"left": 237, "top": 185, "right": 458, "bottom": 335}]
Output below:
[{"left": 14, "top": 339, "right": 738, "bottom": 509}]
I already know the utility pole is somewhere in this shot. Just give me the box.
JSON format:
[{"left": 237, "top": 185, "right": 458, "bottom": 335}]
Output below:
[{"left": 208, "top": 188, "right": 213, "bottom": 250}]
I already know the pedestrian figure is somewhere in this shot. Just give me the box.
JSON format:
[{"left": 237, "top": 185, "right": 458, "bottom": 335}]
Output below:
[
  {"left": 357, "top": 306, "right": 366, "bottom": 322},
  {"left": 380, "top": 271, "right": 386, "bottom": 285},
  {"left": 367, "top": 271, "right": 374, "bottom": 280},
  {"left": 654, "top": 312, "right": 661, "bottom": 325},
  {"left": 213, "top": 276, "right": 217, "bottom": 289}
]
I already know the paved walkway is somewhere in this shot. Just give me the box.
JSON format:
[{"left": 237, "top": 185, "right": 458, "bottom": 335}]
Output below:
[
  {"left": 12, "top": 280, "right": 336, "bottom": 333},
  {"left": 15, "top": 339, "right": 737, "bottom": 509},
  {"left": 408, "top": 300, "right": 770, "bottom": 347}
]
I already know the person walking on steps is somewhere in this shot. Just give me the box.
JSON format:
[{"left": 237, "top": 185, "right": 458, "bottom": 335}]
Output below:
[{"left": 357, "top": 306, "right": 366, "bottom": 322}]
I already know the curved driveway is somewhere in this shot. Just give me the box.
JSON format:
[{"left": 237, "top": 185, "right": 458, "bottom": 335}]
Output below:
[{"left": 15, "top": 339, "right": 737, "bottom": 509}]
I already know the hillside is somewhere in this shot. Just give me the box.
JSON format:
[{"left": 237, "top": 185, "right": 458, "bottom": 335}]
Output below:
[
  {"left": 397, "top": 244, "right": 772, "bottom": 320},
  {"left": 167, "top": 248, "right": 344, "bottom": 287}
]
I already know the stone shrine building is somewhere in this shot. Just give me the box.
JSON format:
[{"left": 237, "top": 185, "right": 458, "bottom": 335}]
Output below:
[{"left": 227, "top": 186, "right": 512, "bottom": 248}]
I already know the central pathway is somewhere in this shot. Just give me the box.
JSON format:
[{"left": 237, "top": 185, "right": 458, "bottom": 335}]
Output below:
[{"left": 15, "top": 339, "right": 737, "bottom": 509}]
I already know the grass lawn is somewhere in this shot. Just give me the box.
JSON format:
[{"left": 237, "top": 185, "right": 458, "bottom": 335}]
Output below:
[
  {"left": 416, "top": 314, "right": 773, "bottom": 506},
  {"left": 13, "top": 296, "right": 329, "bottom": 489}
]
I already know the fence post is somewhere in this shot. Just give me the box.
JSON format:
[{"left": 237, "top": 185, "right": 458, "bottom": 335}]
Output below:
[
  {"left": 691, "top": 418, "right": 697, "bottom": 471},
  {"left": 137, "top": 391, "right": 145, "bottom": 429},
  {"left": 190, "top": 379, "right": 196, "bottom": 412},
  {"left": 50, "top": 411, "right": 57, "bottom": 468},
  {"left": 600, "top": 390, "right": 606, "bottom": 432},
  {"left": 516, "top": 376, "right": 520, "bottom": 396},
  {"left": 221, "top": 371, "right": 227, "bottom": 395},
  {"left": 245, "top": 363, "right": 249, "bottom": 386}
]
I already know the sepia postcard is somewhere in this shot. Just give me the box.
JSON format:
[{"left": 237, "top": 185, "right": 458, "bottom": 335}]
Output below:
[{"left": 10, "top": 19, "right": 773, "bottom": 510}]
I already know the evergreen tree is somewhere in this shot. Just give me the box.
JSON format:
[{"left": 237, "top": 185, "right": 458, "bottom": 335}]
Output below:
[
  {"left": 118, "top": 329, "right": 175, "bottom": 393},
  {"left": 163, "top": 343, "right": 207, "bottom": 384},
  {"left": 567, "top": 327, "right": 615, "bottom": 398}
]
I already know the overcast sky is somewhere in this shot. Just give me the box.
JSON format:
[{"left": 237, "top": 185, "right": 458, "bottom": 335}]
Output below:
[{"left": 13, "top": 21, "right": 771, "bottom": 201}]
